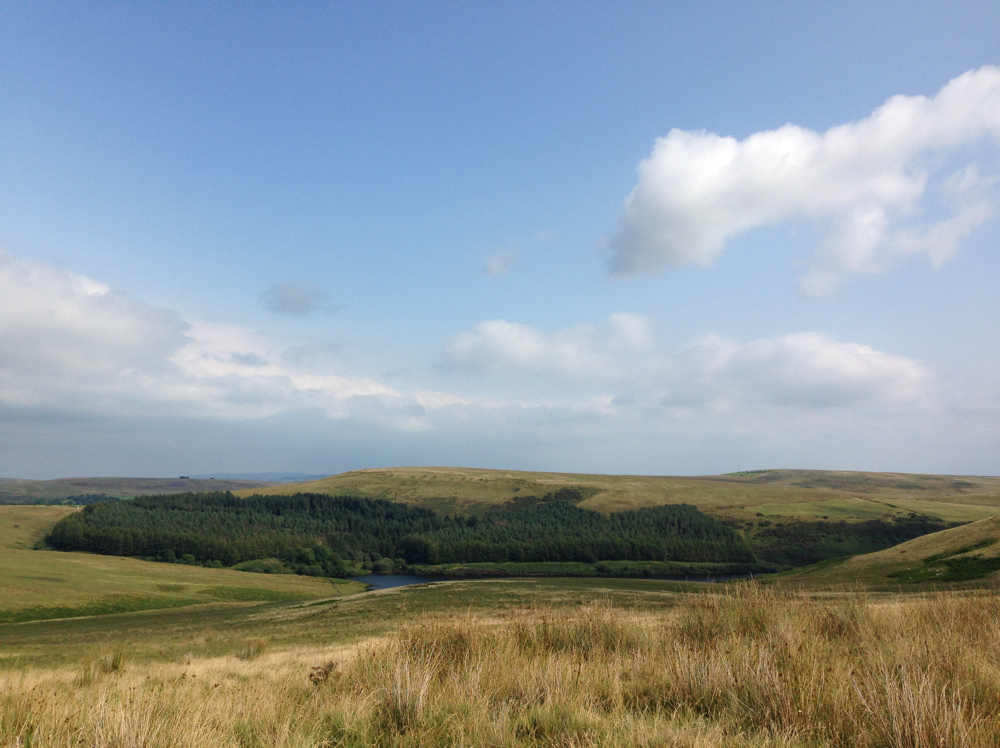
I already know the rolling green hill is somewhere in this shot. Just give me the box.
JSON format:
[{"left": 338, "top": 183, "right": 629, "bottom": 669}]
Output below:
[
  {"left": 233, "top": 466, "right": 1000, "bottom": 522},
  {"left": 780, "top": 515, "right": 1000, "bottom": 588},
  {"left": 0, "top": 505, "right": 361, "bottom": 624}
]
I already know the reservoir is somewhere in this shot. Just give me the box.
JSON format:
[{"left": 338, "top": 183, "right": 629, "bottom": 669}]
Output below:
[{"left": 351, "top": 574, "right": 450, "bottom": 590}]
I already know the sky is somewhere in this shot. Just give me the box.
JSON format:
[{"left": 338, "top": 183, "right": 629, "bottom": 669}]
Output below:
[{"left": 0, "top": 2, "right": 998, "bottom": 479}]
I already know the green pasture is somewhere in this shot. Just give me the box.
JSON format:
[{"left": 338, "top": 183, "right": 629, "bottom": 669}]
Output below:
[
  {"left": 725, "top": 497, "right": 905, "bottom": 521},
  {"left": 0, "top": 546, "right": 362, "bottom": 623},
  {"left": 881, "top": 499, "right": 999, "bottom": 522},
  {"left": 0, "top": 505, "right": 363, "bottom": 627},
  {"left": 732, "top": 496, "right": 1000, "bottom": 524}
]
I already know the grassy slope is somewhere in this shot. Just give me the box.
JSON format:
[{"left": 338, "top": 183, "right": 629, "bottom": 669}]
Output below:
[
  {"left": 0, "top": 504, "right": 78, "bottom": 548},
  {"left": 781, "top": 515, "right": 1000, "bottom": 588},
  {"left": 0, "top": 575, "right": 712, "bottom": 668},
  {"left": 0, "top": 476, "right": 278, "bottom": 503},
  {"left": 234, "top": 466, "right": 1000, "bottom": 521},
  {"left": 0, "top": 506, "right": 362, "bottom": 624},
  {"left": 0, "top": 576, "right": 695, "bottom": 669}
]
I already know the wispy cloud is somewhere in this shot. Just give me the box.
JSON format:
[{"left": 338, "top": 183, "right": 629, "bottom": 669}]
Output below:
[
  {"left": 484, "top": 249, "right": 519, "bottom": 277},
  {"left": 607, "top": 66, "right": 1000, "bottom": 295},
  {"left": 259, "top": 281, "right": 338, "bottom": 316}
]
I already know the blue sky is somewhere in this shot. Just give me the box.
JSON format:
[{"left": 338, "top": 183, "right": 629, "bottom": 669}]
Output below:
[{"left": 1, "top": 2, "right": 998, "bottom": 478}]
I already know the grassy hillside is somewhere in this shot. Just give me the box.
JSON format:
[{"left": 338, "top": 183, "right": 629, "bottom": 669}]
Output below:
[
  {"left": 234, "top": 466, "right": 1000, "bottom": 522},
  {"left": 0, "top": 505, "right": 362, "bottom": 624},
  {"left": 0, "top": 504, "right": 78, "bottom": 549},
  {"left": 782, "top": 515, "right": 1000, "bottom": 588},
  {"left": 0, "top": 476, "right": 278, "bottom": 504},
  {"left": 0, "top": 547, "right": 361, "bottom": 623}
]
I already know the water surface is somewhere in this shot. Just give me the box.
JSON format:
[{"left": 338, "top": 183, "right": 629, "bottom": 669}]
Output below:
[{"left": 351, "top": 574, "right": 450, "bottom": 590}]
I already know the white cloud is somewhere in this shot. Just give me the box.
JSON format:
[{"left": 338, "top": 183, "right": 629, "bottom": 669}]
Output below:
[
  {"left": 0, "top": 253, "right": 415, "bottom": 421},
  {"left": 609, "top": 312, "right": 654, "bottom": 352},
  {"left": 447, "top": 319, "right": 607, "bottom": 377},
  {"left": 3, "top": 253, "right": 985, "bottom": 478},
  {"left": 0, "top": 251, "right": 188, "bottom": 411},
  {"left": 445, "top": 314, "right": 657, "bottom": 379},
  {"left": 448, "top": 315, "right": 930, "bottom": 410},
  {"left": 608, "top": 66, "right": 1000, "bottom": 294},
  {"left": 664, "top": 333, "right": 930, "bottom": 409}
]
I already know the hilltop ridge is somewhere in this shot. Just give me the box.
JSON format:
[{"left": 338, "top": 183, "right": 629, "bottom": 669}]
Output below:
[{"left": 233, "top": 466, "right": 1000, "bottom": 520}]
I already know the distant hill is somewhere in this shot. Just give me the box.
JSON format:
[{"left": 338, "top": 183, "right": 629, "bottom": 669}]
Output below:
[
  {"left": 232, "top": 466, "right": 1000, "bottom": 521},
  {"left": 781, "top": 515, "right": 1000, "bottom": 588},
  {"left": 0, "top": 477, "right": 278, "bottom": 504},
  {"left": 191, "top": 472, "right": 330, "bottom": 482}
]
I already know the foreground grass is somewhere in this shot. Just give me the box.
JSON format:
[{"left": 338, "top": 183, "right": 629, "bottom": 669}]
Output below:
[{"left": 4, "top": 584, "right": 999, "bottom": 747}]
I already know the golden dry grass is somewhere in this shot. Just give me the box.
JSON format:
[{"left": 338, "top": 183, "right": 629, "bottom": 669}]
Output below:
[{"left": 4, "top": 584, "right": 999, "bottom": 747}]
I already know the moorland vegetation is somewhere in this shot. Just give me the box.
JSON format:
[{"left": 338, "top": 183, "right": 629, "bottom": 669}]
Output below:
[
  {"left": 5, "top": 485, "right": 1000, "bottom": 746},
  {"left": 4, "top": 584, "right": 1000, "bottom": 747},
  {"left": 242, "top": 467, "right": 1000, "bottom": 516}
]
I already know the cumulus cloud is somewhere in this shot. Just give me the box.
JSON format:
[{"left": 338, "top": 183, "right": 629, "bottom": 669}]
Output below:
[
  {"left": 607, "top": 66, "right": 1000, "bottom": 294},
  {"left": 0, "top": 252, "right": 189, "bottom": 412},
  {"left": 259, "top": 281, "right": 335, "bottom": 316},
  {"left": 0, "top": 253, "right": 417, "bottom": 421},
  {"left": 448, "top": 315, "right": 930, "bottom": 410},
  {"left": 448, "top": 319, "right": 605, "bottom": 377},
  {"left": 663, "top": 333, "right": 930, "bottom": 409},
  {"left": 446, "top": 314, "right": 657, "bottom": 378}
]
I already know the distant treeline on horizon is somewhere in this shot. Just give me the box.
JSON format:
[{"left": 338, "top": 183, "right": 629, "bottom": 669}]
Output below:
[{"left": 43, "top": 491, "right": 755, "bottom": 576}]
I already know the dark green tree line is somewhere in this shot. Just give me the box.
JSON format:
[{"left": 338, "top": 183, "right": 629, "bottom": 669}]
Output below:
[{"left": 45, "top": 492, "right": 755, "bottom": 574}]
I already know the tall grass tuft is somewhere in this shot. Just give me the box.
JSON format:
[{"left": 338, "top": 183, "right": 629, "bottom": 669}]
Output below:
[{"left": 234, "top": 638, "right": 268, "bottom": 662}]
